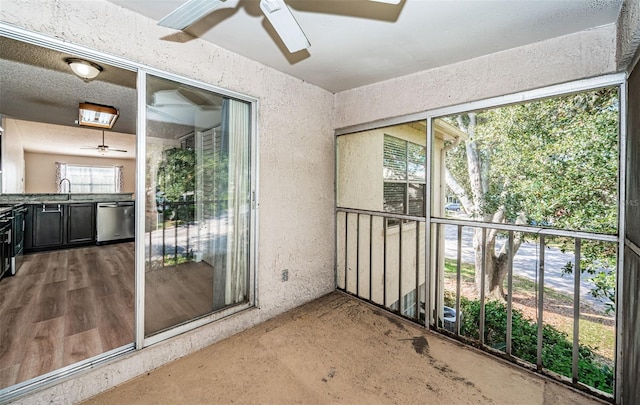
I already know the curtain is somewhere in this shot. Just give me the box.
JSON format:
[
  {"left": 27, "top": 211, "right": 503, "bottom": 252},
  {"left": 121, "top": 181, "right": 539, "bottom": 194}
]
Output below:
[
  {"left": 55, "top": 162, "right": 67, "bottom": 192},
  {"left": 115, "top": 166, "right": 124, "bottom": 192},
  {"left": 224, "top": 99, "right": 250, "bottom": 305}
]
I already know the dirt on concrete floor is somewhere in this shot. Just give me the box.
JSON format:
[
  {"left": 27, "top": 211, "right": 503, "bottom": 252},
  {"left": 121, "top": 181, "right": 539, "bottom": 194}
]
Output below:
[{"left": 82, "top": 292, "right": 606, "bottom": 405}]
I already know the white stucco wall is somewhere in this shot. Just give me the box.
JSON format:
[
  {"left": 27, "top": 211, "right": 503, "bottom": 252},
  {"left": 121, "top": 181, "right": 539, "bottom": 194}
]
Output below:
[
  {"left": 334, "top": 24, "right": 617, "bottom": 129},
  {"left": 1, "top": 118, "right": 25, "bottom": 193},
  {"left": 617, "top": 0, "right": 640, "bottom": 70},
  {"left": 0, "top": 0, "right": 335, "bottom": 403}
]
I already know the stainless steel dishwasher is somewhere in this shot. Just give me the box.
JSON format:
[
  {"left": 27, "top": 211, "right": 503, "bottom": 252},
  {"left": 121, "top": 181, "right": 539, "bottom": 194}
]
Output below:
[{"left": 96, "top": 201, "right": 135, "bottom": 243}]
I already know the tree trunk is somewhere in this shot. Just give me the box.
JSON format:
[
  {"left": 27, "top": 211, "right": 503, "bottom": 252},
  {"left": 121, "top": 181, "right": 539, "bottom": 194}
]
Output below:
[{"left": 472, "top": 229, "right": 522, "bottom": 300}]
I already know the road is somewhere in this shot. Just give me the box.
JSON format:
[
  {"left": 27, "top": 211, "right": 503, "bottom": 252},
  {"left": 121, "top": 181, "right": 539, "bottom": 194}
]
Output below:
[{"left": 442, "top": 224, "right": 610, "bottom": 311}]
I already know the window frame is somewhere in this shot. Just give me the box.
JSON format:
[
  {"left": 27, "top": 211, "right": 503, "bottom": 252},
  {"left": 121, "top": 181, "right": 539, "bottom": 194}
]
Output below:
[
  {"left": 64, "top": 164, "right": 121, "bottom": 193},
  {"left": 383, "top": 134, "right": 426, "bottom": 218}
]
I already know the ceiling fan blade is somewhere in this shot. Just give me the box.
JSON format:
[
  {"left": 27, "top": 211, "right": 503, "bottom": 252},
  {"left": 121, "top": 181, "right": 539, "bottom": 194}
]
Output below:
[
  {"left": 106, "top": 148, "right": 128, "bottom": 153},
  {"left": 369, "top": 0, "right": 401, "bottom": 4},
  {"left": 158, "top": 0, "right": 227, "bottom": 30},
  {"left": 260, "top": 0, "right": 310, "bottom": 53}
]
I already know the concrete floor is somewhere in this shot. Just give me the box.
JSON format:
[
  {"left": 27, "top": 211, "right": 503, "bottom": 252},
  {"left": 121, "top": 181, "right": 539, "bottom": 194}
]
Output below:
[{"left": 82, "top": 292, "right": 606, "bottom": 405}]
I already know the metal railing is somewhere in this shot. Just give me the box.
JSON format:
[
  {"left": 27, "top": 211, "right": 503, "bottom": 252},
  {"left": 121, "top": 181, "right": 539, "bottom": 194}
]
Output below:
[
  {"left": 335, "top": 208, "right": 618, "bottom": 398},
  {"left": 148, "top": 201, "right": 197, "bottom": 267},
  {"left": 336, "top": 207, "right": 427, "bottom": 324}
]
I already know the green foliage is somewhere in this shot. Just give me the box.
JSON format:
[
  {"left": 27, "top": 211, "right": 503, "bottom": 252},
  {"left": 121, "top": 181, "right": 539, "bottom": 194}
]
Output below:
[
  {"left": 446, "top": 87, "right": 619, "bottom": 232},
  {"left": 448, "top": 295, "right": 614, "bottom": 393},
  {"left": 444, "top": 87, "right": 620, "bottom": 306},
  {"left": 157, "top": 148, "right": 196, "bottom": 201}
]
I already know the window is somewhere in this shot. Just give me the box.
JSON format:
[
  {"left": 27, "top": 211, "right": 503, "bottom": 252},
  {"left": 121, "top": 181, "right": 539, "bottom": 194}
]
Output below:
[
  {"left": 57, "top": 163, "right": 123, "bottom": 193},
  {"left": 383, "top": 135, "right": 425, "bottom": 217}
]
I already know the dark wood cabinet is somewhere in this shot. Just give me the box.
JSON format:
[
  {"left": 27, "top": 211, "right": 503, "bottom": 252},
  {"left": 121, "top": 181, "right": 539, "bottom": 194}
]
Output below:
[
  {"left": 0, "top": 211, "right": 12, "bottom": 277},
  {"left": 26, "top": 202, "right": 96, "bottom": 252},
  {"left": 67, "top": 203, "right": 95, "bottom": 244},
  {"left": 33, "top": 204, "right": 65, "bottom": 248}
]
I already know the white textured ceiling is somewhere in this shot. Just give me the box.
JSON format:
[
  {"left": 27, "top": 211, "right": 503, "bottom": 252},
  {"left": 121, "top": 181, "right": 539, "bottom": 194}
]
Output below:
[
  {"left": 0, "top": 0, "right": 625, "bottom": 158},
  {"left": 109, "top": 0, "right": 624, "bottom": 93}
]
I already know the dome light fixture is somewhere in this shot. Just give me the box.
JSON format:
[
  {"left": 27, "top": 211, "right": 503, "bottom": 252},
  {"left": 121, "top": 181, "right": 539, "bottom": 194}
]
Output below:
[{"left": 65, "top": 58, "right": 103, "bottom": 82}]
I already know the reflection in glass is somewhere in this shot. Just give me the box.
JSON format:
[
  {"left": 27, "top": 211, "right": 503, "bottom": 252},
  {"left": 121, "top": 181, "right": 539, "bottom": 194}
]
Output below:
[{"left": 144, "top": 75, "right": 251, "bottom": 336}]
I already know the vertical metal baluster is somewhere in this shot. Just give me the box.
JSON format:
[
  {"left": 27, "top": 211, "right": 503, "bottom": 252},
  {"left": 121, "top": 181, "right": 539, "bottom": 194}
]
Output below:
[
  {"left": 174, "top": 203, "right": 178, "bottom": 264},
  {"left": 383, "top": 218, "right": 388, "bottom": 307},
  {"left": 415, "top": 220, "right": 420, "bottom": 321},
  {"left": 356, "top": 213, "right": 360, "bottom": 297},
  {"left": 506, "top": 230, "right": 514, "bottom": 355},
  {"left": 345, "top": 213, "right": 349, "bottom": 292},
  {"left": 398, "top": 220, "right": 403, "bottom": 314},
  {"left": 572, "top": 238, "right": 581, "bottom": 383},
  {"left": 456, "top": 225, "right": 462, "bottom": 335},
  {"left": 148, "top": 224, "right": 152, "bottom": 268},
  {"left": 369, "top": 215, "right": 373, "bottom": 302},
  {"left": 537, "top": 235, "right": 546, "bottom": 371},
  {"left": 186, "top": 202, "right": 190, "bottom": 259},
  {"left": 480, "top": 228, "right": 486, "bottom": 345},
  {"left": 434, "top": 224, "right": 441, "bottom": 326},
  {"left": 335, "top": 212, "right": 340, "bottom": 290},
  {"left": 162, "top": 207, "right": 166, "bottom": 267}
]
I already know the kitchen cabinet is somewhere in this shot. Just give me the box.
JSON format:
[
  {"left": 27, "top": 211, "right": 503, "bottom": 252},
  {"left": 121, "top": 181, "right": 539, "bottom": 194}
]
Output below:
[
  {"left": 26, "top": 202, "right": 96, "bottom": 252},
  {"left": 67, "top": 203, "right": 95, "bottom": 244},
  {"left": 32, "top": 204, "right": 65, "bottom": 248},
  {"left": 0, "top": 210, "right": 12, "bottom": 277}
]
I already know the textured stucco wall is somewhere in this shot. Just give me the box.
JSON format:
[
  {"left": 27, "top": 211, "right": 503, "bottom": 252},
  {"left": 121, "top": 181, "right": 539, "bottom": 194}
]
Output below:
[
  {"left": 1, "top": 118, "right": 25, "bottom": 193},
  {"left": 617, "top": 0, "right": 640, "bottom": 70},
  {"left": 0, "top": 0, "right": 335, "bottom": 403},
  {"left": 334, "top": 24, "right": 617, "bottom": 129}
]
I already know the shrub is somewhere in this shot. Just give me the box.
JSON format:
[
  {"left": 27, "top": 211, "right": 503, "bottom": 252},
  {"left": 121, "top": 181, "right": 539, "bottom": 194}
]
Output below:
[{"left": 444, "top": 294, "right": 613, "bottom": 393}]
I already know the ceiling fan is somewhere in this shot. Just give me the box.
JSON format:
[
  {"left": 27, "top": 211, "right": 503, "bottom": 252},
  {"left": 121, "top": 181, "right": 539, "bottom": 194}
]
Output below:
[
  {"left": 81, "top": 130, "right": 128, "bottom": 154},
  {"left": 158, "top": 0, "right": 401, "bottom": 53}
]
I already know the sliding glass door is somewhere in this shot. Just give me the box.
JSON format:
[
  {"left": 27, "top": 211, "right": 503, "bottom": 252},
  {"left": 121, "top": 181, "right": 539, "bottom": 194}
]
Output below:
[{"left": 144, "top": 74, "right": 252, "bottom": 337}]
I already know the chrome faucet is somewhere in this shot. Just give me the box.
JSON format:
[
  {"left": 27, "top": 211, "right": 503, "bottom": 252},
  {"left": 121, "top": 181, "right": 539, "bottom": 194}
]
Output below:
[{"left": 59, "top": 178, "right": 71, "bottom": 193}]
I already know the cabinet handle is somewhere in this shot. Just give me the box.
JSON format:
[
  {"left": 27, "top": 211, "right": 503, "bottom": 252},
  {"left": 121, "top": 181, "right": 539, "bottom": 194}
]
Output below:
[{"left": 42, "top": 204, "right": 62, "bottom": 213}]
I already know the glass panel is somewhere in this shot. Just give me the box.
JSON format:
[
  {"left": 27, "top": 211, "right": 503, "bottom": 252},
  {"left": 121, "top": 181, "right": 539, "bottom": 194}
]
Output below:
[
  {"left": 407, "top": 183, "right": 425, "bottom": 216},
  {"left": 383, "top": 134, "right": 407, "bottom": 180},
  {"left": 407, "top": 143, "right": 426, "bottom": 182},
  {"left": 144, "top": 75, "right": 251, "bottom": 337},
  {"left": 383, "top": 182, "right": 405, "bottom": 214},
  {"left": 66, "top": 165, "right": 118, "bottom": 193}
]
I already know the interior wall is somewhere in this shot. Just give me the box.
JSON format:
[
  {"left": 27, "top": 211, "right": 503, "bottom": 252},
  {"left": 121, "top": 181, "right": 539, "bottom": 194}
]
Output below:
[
  {"left": 24, "top": 152, "right": 135, "bottom": 193},
  {"left": 334, "top": 24, "right": 617, "bottom": 129},
  {"left": 1, "top": 117, "right": 25, "bottom": 193},
  {"left": 621, "top": 59, "right": 640, "bottom": 405},
  {"left": 0, "top": 1, "right": 335, "bottom": 403}
]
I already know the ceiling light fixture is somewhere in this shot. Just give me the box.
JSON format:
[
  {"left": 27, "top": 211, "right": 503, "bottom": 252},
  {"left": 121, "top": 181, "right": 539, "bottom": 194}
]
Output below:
[
  {"left": 78, "top": 102, "right": 119, "bottom": 129},
  {"left": 65, "top": 58, "right": 103, "bottom": 82}
]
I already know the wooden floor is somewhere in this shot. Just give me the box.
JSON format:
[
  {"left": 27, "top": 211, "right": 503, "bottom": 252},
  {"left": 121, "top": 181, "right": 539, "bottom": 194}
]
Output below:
[
  {"left": 0, "top": 242, "right": 220, "bottom": 389},
  {"left": 145, "top": 261, "right": 214, "bottom": 336},
  {"left": 0, "top": 243, "right": 135, "bottom": 389}
]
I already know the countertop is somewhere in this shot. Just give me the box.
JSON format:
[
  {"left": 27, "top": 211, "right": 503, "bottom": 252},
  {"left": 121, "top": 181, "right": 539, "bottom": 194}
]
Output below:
[{"left": 0, "top": 193, "right": 135, "bottom": 204}]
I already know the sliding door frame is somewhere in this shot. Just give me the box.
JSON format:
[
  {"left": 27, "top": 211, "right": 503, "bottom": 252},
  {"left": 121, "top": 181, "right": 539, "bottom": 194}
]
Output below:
[
  {"left": 137, "top": 68, "right": 258, "bottom": 348},
  {"left": 0, "top": 22, "right": 259, "bottom": 401}
]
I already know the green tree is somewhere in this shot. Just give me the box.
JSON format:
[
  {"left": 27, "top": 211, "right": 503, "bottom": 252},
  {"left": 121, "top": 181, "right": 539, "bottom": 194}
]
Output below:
[{"left": 444, "top": 88, "right": 619, "bottom": 302}]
